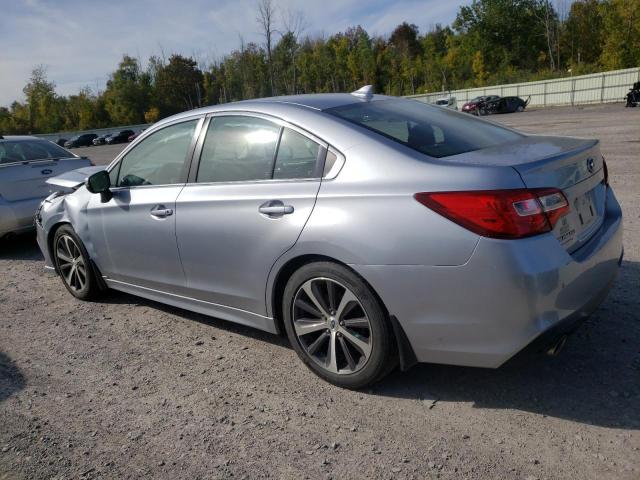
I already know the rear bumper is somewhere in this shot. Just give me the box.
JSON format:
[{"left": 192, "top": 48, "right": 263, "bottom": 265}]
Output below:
[
  {"left": 0, "top": 196, "right": 41, "bottom": 237},
  {"left": 353, "top": 187, "right": 623, "bottom": 368}
]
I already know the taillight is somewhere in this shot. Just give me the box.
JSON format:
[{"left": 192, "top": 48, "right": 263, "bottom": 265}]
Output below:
[{"left": 414, "top": 188, "right": 569, "bottom": 239}]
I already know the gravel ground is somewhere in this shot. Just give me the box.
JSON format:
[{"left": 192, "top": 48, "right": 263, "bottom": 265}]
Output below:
[{"left": 1, "top": 103, "right": 639, "bottom": 480}]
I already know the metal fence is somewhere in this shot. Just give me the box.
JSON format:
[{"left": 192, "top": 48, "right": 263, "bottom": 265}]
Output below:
[
  {"left": 34, "top": 123, "right": 151, "bottom": 142},
  {"left": 405, "top": 67, "right": 640, "bottom": 107}
]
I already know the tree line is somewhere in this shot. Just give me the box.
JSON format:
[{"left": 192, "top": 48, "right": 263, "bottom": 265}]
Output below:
[{"left": 1, "top": 0, "right": 638, "bottom": 135}]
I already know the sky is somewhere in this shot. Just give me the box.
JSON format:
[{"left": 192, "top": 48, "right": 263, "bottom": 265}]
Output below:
[{"left": 0, "top": 0, "right": 469, "bottom": 107}]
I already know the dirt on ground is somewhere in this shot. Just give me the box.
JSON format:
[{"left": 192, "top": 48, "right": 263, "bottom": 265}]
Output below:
[{"left": 1, "top": 103, "right": 639, "bottom": 479}]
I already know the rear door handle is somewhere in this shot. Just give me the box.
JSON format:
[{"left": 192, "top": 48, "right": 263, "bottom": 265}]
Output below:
[
  {"left": 259, "top": 200, "right": 294, "bottom": 217},
  {"left": 150, "top": 206, "right": 173, "bottom": 218}
]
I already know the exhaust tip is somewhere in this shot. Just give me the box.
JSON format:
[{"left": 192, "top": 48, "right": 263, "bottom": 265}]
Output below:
[{"left": 546, "top": 335, "right": 568, "bottom": 356}]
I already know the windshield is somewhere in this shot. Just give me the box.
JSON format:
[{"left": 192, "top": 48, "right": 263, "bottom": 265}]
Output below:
[
  {"left": 0, "top": 140, "right": 74, "bottom": 164},
  {"left": 325, "top": 99, "right": 522, "bottom": 158}
]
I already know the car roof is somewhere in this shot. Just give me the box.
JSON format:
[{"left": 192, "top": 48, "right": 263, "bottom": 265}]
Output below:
[{"left": 159, "top": 93, "right": 393, "bottom": 124}]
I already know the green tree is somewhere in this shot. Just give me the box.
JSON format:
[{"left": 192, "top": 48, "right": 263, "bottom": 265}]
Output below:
[
  {"left": 153, "top": 54, "right": 204, "bottom": 116},
  {"left": 103, "top": 55, "right": 151, "bottom": 124}
]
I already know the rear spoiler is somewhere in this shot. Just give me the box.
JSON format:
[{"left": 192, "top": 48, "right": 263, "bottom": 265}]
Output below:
[
  {"left": 524, "top": 95, "right": 531, "bottom": 106},
  {"left": 46, "top": 165, "right": 105, "bottom": 190}
]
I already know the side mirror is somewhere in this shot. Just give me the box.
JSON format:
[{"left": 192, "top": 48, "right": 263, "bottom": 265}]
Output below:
[
  {"left": 85, "top": 170, "right": 112, "bottom": 202},
  {"left": 86, "top": 170, "right": 110, "bottom": 193}
]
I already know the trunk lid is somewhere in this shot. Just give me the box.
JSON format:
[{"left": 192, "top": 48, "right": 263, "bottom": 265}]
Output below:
[
  {"left": 510, "top": 137, "right": 605, "bottom": 253},
  {"left": 0, "top": 157, "right": 93, "bottom": 202},
  {"left": 446, "top": 135, "right": 606, "bottom": 252}
]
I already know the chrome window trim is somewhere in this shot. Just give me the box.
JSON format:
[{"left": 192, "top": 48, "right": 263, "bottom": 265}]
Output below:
[{"left": 187, "top": 110, "right": 345, "bottom": 186}]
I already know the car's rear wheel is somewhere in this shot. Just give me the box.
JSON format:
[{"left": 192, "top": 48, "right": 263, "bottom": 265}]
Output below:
[
  {"left": 516, "top": 105, "right": 524, "bottom": 112},
  {"left": 282, "top": 262, "right": 394, "bottom": 389},
  {"left": 53, "top": 225, "right": 100, "bottom": 300}
]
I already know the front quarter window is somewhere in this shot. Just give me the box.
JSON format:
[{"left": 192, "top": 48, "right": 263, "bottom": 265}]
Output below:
[{"left": 114, "top": 120, "right": 198, "bottom": 187}]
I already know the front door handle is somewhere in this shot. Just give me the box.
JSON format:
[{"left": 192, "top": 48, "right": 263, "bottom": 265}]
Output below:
[
  {"left": 150, "top": 205, "right": 173, "bottom": 218},
  {"left": 259, "top": 200, "right": 294, "bottom": 217}
]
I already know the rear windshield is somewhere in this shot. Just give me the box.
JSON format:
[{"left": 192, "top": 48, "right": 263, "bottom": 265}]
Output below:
[
  {"left": 326, "top": 99, "right": 521, "bottom": 158},
  {"left": 0, "top": 140, "right": 74, "bottom": 164}
]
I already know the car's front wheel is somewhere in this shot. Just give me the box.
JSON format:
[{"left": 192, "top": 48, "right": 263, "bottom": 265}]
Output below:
[
  {"left": 282, "top": 262, "right": 394, "bottom": 388},
  {"left": 53, "top": 225, "right": 100, "bottom": 300}
]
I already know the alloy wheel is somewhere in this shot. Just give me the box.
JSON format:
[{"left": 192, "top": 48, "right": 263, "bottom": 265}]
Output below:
[
  {"left": 292, "top": 278, "right": 372, "bottom": 375},
  {"left": 55, "top": 234, "right": 87, "bottom": 293}
]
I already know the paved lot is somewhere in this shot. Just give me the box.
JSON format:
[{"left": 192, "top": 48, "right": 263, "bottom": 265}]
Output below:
[{"left": 1, "top": 103, "right": 639, "bottom": 479}]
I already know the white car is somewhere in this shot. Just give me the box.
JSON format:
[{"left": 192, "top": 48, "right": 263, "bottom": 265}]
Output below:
[{"left": 434, "top": 96, "right": 457, "bottom": 110}]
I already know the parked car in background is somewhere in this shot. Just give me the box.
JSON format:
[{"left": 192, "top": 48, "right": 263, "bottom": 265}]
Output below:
[
  {"left": 55, "top": 138, "right": 67, "bottom": 147},
  {"left": 127, "top": 129, "right": 145, "bottom": 142},
  {"left": 93, "top": 133, "right": 112, "bottom": 146},
  {"left": 478, "top": 96, "right": 530, "bottom": 115},
  {"left": 0, "top": 136, "right": 92, "bottom": 238},
  {"left": 461, "top": 95, "right": 500, "bottom": 114},
  {"left": 65, "top": 134, "right": 98, "bottom": 148},
  {"left": 36, "top": 89, "right": 622, "bottom": 388},
  {"left": 106, "top": 130, "right": 134, "bottom": 144},
  {"left": 433, "top": 96, "right": 457, "bottom": 110}
]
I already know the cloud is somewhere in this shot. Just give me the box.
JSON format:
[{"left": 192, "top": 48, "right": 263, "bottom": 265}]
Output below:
[{"left": 0, "top": 0, "right": 467, "bottom": 107}]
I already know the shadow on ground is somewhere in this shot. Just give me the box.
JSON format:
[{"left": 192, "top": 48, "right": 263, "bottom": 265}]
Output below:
[
  {"left": 374, "top": 260, "right": 640, "bottom": 430},
  {"left": 0, "top": 233, "right": 42, "bottom": 262},
  {"left": 0, "top": 352, "right": 25, "bottom": 403},
  {"left": 3, "top": 232, "right": 639, "bottom": 429}
]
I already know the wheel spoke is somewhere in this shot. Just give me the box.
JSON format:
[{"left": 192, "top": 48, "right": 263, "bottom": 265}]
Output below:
[
  {"left": 340, "top": 328, "right": 371, "bottom": 357},
  {"left": 56, "top": 250, "right": 73, "bottom": 264},
  {"left": 65, "top": 264, "right": 76, "bottom": 286},
  {"left": 307, "top": 331, "right": 329, "bottom": 355},
  {"left": 302, "top": 281, "right": 330, "bottom": 317},
  {"left": 327, "top": 281, "right": 337, "bottom": 312},
  {"left": 295, "top": 298, "right": 323, "bottom": 319},
  {"left": 294, "top": 318, "right": 328, "bottom": 336},
  {"left": 338, "top": 335, "right": 357, "bottom": 371},
  {"left": 335, "top": 290, "right": 358, "bottom": 321},
  {"left": 325, "top": 332, "right": 338, "bottom": 373},
  {"left": 343, "top": 317, "right": 369, "bottom": 329}
]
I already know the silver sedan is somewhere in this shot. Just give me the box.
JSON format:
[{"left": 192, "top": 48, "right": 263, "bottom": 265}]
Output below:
[
  {"left": 0, "top": 136, "right": 92, "bottom": 238},
  {"left": 35, "top": 90, "right": 623, "bottom": 388}
]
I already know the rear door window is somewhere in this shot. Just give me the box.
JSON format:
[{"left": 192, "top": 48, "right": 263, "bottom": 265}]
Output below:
[
  {"left": 273, "top": 127, "right": 321, "bottom": 179},
  {"left": 197, "top": 116, "right": 280, "bottom": 183}
]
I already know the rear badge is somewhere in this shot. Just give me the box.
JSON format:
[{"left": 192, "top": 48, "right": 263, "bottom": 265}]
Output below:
[
  {"left": 557, "top": 217, "right": 575, "bottom": 245},
  {"left": 586, "top": 157, "right": 595, "bottom": 174}
]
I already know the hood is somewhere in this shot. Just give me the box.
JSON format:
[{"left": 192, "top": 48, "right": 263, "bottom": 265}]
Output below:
[{"left": 46, "top": 165, "right": 106, "bottom": 190}]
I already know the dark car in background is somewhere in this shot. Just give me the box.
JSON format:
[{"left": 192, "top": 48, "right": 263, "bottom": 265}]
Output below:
[
  {"left": 106, "top": 130, "right": 134, "bottom": 144},
  {"left": 92, "top": 133, "right": 112, "bottom": 146},
  {"left": 479, "top": 96, "right": 529, "bottom": 115},
  {"left": 127, "top": 129, "right": 145, "bottom": 142},
  {"left": 461, "top": 95, "right": 499, "bottom": 114},
  {"left": 55, "top": 138, "right": 67, "bottom": 147},
  {"left": 64, "top": 133, "right": 97, "bottom": 148}
]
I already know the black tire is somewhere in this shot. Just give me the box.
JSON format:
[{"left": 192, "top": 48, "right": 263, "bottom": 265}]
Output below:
[
  {"left": 52, "top": 225, "right": 100, "bottom": 300},
  {"left": 282, "top": 261, "right": 394, "bottom": 389},
  {"left": 516, "top": 105, "right": 524, "bottom": 112}
]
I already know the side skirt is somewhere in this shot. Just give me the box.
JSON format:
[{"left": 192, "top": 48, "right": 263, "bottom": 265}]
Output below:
[{"left": 104, "top": 278, "right": 278, "bottom": 334}]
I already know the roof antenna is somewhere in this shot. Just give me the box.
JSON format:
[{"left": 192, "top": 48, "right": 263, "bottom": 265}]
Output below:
[{"left": 351, "top": 85, "right": 374, "bottom": 100}]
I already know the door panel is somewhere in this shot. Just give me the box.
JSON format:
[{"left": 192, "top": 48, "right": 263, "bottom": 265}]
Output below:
[
  {"left": 87, "top": 186, "right": 186, "bottom": 291},
  {"left": 175, "top": 180, "right": 320, "bottom": 315}
]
